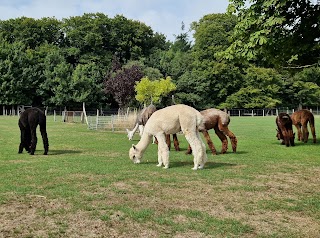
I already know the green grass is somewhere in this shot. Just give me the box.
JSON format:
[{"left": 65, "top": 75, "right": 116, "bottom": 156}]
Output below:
[{"left": 0, "top": 115, "right": 319, "bottom": 237}]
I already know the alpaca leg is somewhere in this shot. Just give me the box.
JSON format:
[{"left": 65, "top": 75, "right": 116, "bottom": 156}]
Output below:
[
  {"left": 40, "top": 124, "right": 49, "bottom": 155},
  {"left": 29, "top": 127, "right": 38, "bottom": 155},
  {"left": 173, "top": 134, "right": 180, "bottom": 151},
  {"left": 202, "top": 129, "right": 217, "bottom": 155},
  {"left": 185, "top": 130, "right": 207, "bottom": 170},
  {"left": 283, "top": 130, "right": 290, "bottom": 147},
  {"left": 309, "top": 123, "right": 316, "bottom": 143},
  {"left": 157, "top": 134, "right": 170, "bottom": 168},
  {"left": 223, "top": 128, "right": 237, "bottom": 153},
  {"left": 138, "top": 125, "right": 144, "bottom": 137},
  {"left": 18, "top": 126, "right": 26, "bottom": 154},
  {"left": 196, "top": 131, "right": 207, "bottom": 169},
  {"left": 289, "top": 130, "right": 295, "bottom": 146},
  {"left": 154, "top": 137, "right": 159, "bottom": 144},
  {"left": 25, "top": 127, "right": 32, "bottom": 153},
  {"left": 214, "top": 127, "right": 228, "bottom": 154},
  {"left": 186, "top": 144, "right": 192, "bottom": 154},
  {"left": 302, "top": 123, "right": 309, "bottom": 143},
  {"left": 295, "top": 125, "right": 302, "bottom": 141},
  {"left": 165, "top": 134, "right": 171, "bottom": 150},
  {"left": 157, "top": 147, "right": 163, "bottom": 167}
]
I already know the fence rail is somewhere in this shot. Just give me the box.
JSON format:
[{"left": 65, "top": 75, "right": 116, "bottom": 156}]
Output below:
[{"left": 2, "top": 106, "right": 320, "bottom": 132}]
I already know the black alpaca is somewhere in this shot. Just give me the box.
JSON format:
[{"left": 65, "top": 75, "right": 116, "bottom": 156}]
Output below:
[{"left": 18, "top": 107, "right": 49, "bottom": 155}]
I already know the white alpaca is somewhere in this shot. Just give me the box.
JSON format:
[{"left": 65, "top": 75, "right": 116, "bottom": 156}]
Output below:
[{"left": 129, "top": 104, "right": 207, "bottom": 170}]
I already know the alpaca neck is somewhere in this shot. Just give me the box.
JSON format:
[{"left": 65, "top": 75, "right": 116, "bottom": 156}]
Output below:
[
  {"left": 136, "top": 132, "right": 153, "bottom": 153},
  {"left": 131, "top": 123, "right": 139, "bottom": 134}
]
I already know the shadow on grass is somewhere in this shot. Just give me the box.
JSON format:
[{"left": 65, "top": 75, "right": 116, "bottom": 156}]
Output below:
[
  {"left": 142, "top": 160, "right": 237, "bottom": 170},
  {"left": 48, "top": 150, "right": 82, "bottom": 155},
  {"left": 171, "top": 161, "right": 237, "bottom": 169}
]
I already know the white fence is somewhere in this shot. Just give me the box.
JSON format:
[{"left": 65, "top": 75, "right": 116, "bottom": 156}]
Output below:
[
  {"left": 228, "top": 108, "right": 320, "bottom": 117},
  {"left": 3, "top": 106, "right": 320, "bottom": 132},
  {"left": 87, "top": 114, "right": 135, "bottom": 131}
]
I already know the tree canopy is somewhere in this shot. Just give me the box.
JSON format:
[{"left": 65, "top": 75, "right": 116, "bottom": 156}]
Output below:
[
  {"left": 223, "top": 0, "right": 320, "bottom": 68},
  {"left": 0, "top": 7, "right": 319, "bottom": 111}
]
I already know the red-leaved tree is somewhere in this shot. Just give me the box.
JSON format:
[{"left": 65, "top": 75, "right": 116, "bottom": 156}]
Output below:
[{"left": 104, "top": 57, "right": 143, "bottom": 108}]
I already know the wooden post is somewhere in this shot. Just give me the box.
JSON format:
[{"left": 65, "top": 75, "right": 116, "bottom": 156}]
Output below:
[{"left": 82, "top": 102, "right": 88, "bottom": 125}]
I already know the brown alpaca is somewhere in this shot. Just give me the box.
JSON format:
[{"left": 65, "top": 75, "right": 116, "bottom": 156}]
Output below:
[
  {"left": 291, "top": 109, "right": 316, "bottom": 143},
  {"left": 276, "top": 112, "right": 295, "bottom": 147},
  {"left": 187, "top": 108, "right": 237, "bottom": 155}
]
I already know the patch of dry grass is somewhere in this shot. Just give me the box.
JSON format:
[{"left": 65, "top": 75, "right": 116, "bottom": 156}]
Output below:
[{"left": 0, "top": 116, "right": 319, "bottom": 237}]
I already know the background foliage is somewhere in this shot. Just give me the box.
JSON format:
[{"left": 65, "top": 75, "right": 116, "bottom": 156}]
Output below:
[{"left": 0, "top": 1, "right": 319, "bottom": 110}]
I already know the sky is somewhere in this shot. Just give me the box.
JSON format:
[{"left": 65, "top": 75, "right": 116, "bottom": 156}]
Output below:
[{"left": 0, "top": 0, "right": 230, "bottom": 41}]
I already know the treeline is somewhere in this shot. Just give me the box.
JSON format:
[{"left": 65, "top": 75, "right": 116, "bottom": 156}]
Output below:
[{"left": 0, "top": 0, "right": 319, "bottom": 111}]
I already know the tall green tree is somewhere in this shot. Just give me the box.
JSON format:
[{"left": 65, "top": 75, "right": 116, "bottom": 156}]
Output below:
[
  {"left": 221, "top": 67, "right": 283, "bottom": 108},
  {"left": 223, "top": 0, "right": 320, "bottom": 67},
  {"left": 174, "top": 13, "right": 241, "bottom": 109},
  {"left": 0, "top": 40, "right": 45, "bottom": 106},
  {"left": 0, "top": 17, "right": 63, "bottom": 49},
  {"left": 69, "top": 63, "right": 104, "bottom": 106},
  {"left": 282, "top": 67, "right": 320, "bottom": 108},
  {"left": 39, "top": 45, "right": 73, "bottom": 106}
]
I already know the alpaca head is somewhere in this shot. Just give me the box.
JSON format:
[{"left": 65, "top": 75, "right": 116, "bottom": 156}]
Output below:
[
  {"left": 129, "top": 144, "right": 142, "bottom": 164},
  {"left": 126, "top": 129, "right": 134, "bottom": 140}
]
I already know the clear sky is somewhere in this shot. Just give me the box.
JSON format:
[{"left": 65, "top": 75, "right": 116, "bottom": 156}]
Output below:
[{"left": 0, "top": 0, "right": 230, "bottom": 41}]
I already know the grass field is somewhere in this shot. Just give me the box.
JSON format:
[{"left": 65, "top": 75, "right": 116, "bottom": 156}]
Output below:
[{"left": 0, "top": 115, "right": 319, "bottom": 238}]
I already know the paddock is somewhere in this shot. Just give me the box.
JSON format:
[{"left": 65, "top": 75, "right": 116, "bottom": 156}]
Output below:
[{"left": 0, "top": 115, "right": 319, "bottom": 237}]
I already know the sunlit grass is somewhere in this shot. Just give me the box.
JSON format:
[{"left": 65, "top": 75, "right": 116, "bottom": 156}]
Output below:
[{"left": 0, "top": 115, "right": 319, "bottom": 237}]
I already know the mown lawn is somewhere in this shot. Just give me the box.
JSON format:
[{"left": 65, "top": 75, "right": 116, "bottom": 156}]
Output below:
[{"left": 0, "top": 115, "right": 319, "bottom": 238}]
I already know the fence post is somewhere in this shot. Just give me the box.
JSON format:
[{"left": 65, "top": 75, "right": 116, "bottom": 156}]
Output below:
[
  {"left": 111, "top": 115, "right": 114, "bottom": 132},
  {"left": 239, "top": 110, "right": 240, "bottom": 117},
  {"left": 54, "top": 110, "right": 56, "bottom": 122},
  {"left": 96, "top": 109, "right": 99, "bottom": 130}
]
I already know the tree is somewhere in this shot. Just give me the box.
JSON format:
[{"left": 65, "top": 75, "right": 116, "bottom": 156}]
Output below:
[
  {"left": 221, "top": 67, "right": 284, "bottom": 108},
  {"left": 174, "top": 13, "right": 241, "bottom": 109},
  {"left": 70, "top": 63, "right": 104, "bottom": 106},
  {"left": 0, "top": 40, "right": 45, "bottom": 106},
  {"left": 283, "top": 67, "right": 320, "bottom": 108},
  {"left": 0, "top": 17, "right": 63, "bottom": 49},
  {"left": 135, "top": 76, "right": 176, "bottom": 105},
  {"left": 104, "top": 58, "right": 144, "bottom": 108},
  {"left": 223, "top": 0, "right": 320, "bottom": 67},
  {"left": 39, "top": 45, "right": 73, "bottom": 106}
]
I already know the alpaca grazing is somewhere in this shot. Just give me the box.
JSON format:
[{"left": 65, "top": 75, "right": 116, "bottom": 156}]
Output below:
[
  {"left": 291, "top": 109, "right": 316, "bottom": 143},
  {"left": 126, "top": 104, "right": 180, "bottom": 151},
  {"left": 186, "top": 108, "right": 237, "bottom": 155},
  {"left": 276, "top": 112, "right": 295, "bottom": 147},
  {"left": 129, "top": 104, "right": 207, "bottom": 170},
  {"left": 18, "top": 107, "right": 49, "bottom": 155},
  {"left": 126, "top": 104, "right": 157, "bottom": 139}
]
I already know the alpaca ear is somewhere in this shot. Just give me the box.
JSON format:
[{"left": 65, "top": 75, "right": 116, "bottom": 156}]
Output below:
[
  {"left": 132, "top": 144, "right": 136, "bottom": 150},
  {"left": 126, "top": 129, "right": 129, "bottom": 133}
]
